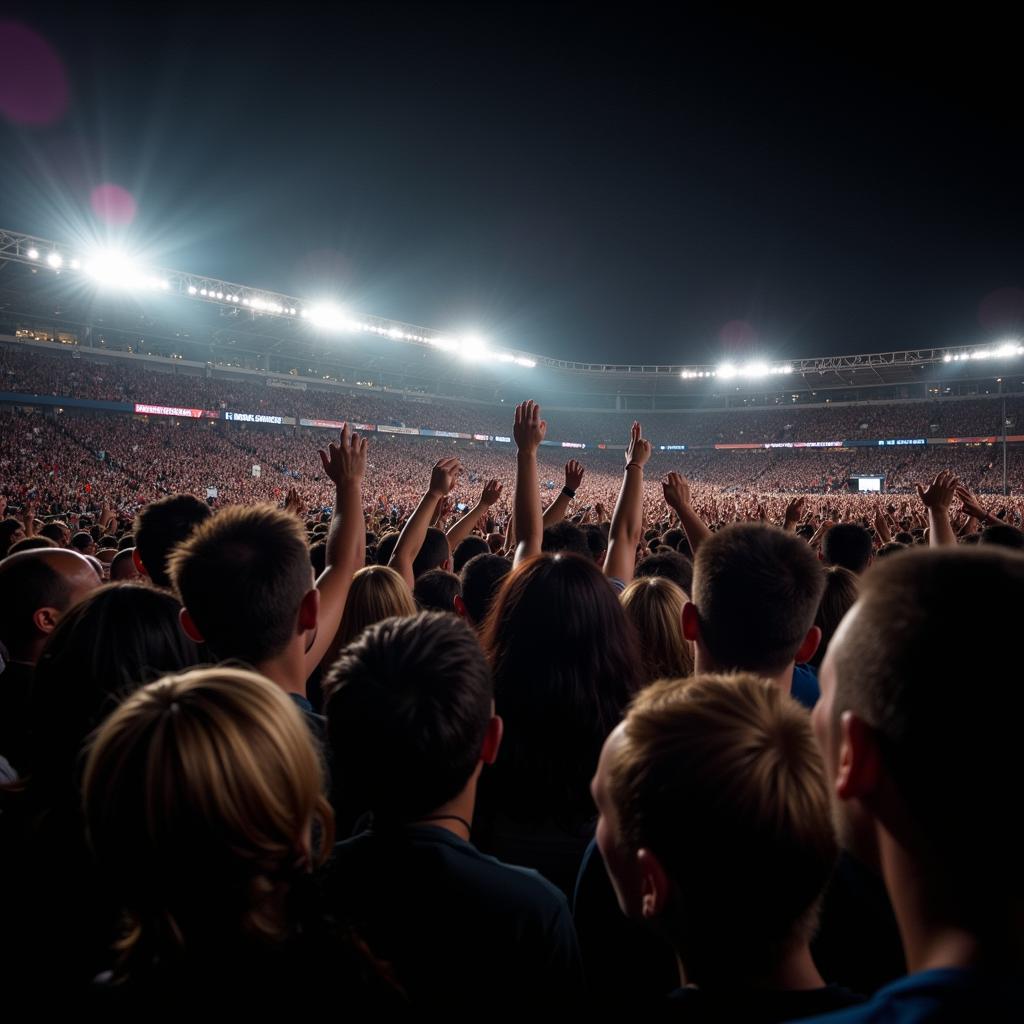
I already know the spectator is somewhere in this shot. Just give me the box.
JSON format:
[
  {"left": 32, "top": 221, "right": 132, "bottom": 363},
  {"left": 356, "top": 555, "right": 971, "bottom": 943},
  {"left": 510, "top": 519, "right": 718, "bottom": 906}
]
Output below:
[
  {"left": 413, "top": 568, "right": 461, "bottom": 614},
  {"left": 452, "top": 534, "right": 488, "bottom": 573},
  {"left": 132, "top": 494, "right": 212, "bottom": 588},
  {"left": 822, "top": 523, "right": 874, "bottom": 575},
  {"left": 542, "top": 521, "right": 591, "bottom": 558},
  {"left": 333, "top": 565, "right": 417, "bottom": 653},
  {"left": 620, "top": 576, "right": 693, "bottom": 685},
  {"left": 633, "top": 550, "right": 694, "bottom": 595},
  {"left": 455, "top": 552, "right": 511, "bottom": 630}
]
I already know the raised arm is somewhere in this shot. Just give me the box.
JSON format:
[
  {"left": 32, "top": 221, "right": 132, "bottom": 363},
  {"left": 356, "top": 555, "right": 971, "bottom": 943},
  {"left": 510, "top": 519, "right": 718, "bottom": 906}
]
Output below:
[
  {"left": 447, "top": 478, "right": 503, "bottom": 552},
  {"left": 305, "top": 425, "right": 368, "bottom": 677},
  {"left": 390, "top": 457, "right": 461, "bottom": 589},
  {"left": 662, "top": 471, "right": 712, "bottom": 556},
  {"left": 543, "top": 460, "right": 584, "bottom": 528},
  {"left": 604, "top": 421, "right": 651, "bottom": 585},
  {"left": 783, "top": 496, "right": 806, "bottom": 532},
  {"left": 512, "top": 400, "right": 547, "bottom": 566},
  {"left": 916, "top": 470, "right": 960, "bottom": 548}
]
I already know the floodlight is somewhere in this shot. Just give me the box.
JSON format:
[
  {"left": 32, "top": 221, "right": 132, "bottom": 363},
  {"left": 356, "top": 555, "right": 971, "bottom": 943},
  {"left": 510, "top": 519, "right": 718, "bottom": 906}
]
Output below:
[
  {"left": 26, "top": 247, "right": 39, "bottom": 260},
  {"left": 717, "top": 362, "right": 737, "bottom": 379},
  {"left": 46, "top": 252, "right": 63, "bottom": 269},
  {"left": 187, "top": 285, "right": 197, "bottom": 295},
  {"left": 307, "top": 303, "right": 350, "bottom": 330}
]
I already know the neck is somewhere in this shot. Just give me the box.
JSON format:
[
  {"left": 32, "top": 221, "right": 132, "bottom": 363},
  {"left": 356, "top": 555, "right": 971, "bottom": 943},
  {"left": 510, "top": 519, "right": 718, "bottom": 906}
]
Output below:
[
  {"left": 256, "top": 641, "right": 308, "bottom": 698},
  {"left": 409, "top": 775, "right": 479, "bottom": 841},
  {"left": 695, "top": 648, "right": 795, "bottom": 693},
  {"left": 684, "top": 942, "right": 825, "bottom": 992}
]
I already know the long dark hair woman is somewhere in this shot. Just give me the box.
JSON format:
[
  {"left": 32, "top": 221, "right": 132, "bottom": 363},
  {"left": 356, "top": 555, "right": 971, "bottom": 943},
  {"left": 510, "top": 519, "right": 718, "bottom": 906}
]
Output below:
[{"left": 476, "top": 552, "right": 641, "bottom": 896}]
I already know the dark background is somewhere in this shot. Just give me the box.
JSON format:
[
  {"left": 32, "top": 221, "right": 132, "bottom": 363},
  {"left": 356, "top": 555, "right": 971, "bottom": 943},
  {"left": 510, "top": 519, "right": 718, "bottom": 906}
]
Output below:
[{"left": 2, "top": 5, "right": 1022, "bottom": 364}]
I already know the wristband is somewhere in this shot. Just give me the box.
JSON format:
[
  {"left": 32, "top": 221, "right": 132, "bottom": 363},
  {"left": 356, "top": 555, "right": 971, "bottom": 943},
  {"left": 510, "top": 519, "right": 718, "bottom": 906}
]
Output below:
[
  {"left": 625, "top": 463, "right": 644, "bottom": 471},
  {"left": 561, "top": 486, "right": 576, "bottom": 499}
]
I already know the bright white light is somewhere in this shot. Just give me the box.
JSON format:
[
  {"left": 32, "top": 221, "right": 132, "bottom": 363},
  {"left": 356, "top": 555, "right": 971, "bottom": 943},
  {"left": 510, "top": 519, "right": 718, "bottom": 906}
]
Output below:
[
  {"left": 83, "top": 250, "right": 161, "bottom": 291},
  {"left": 26, "top": 247, "right": 39, "bottom": 260},
  {"left": 187, "top": 285, "right": 197, "bottom": 295},
  {"left": 514, "top": 357, "right": 536, "bottom": 368},
  {"left": 943, "top": 354, "right": 952, "bottom": 362},
  {"left": 459, "top": 336, "right": 490, "bottom": 362},
  {"left": 744, "top": 361, "right": 770, "bottom": 377},
  {"left": 200, "top": 289, "right": 208, "bottom": 296},
  {"left": 308, "top": 303, "right": 351, "bottom": 331},
  {"left": 216, "top": 292, "right": 224, "bottom": 300},
  {"left": 717, "top": 363, "right": 737, "bottom": 379},
  {"left": 428, "top": 336, "right": 458, "bottom": 352},
  {"left": 46, "top": 252, "right": 63, "bottom": 269}
]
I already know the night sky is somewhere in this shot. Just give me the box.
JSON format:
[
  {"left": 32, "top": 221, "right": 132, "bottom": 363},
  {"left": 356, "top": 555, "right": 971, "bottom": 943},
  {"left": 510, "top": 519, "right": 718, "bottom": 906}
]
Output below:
[{"left": 1, "top": 6, "right": 1022, "bottom": 365}]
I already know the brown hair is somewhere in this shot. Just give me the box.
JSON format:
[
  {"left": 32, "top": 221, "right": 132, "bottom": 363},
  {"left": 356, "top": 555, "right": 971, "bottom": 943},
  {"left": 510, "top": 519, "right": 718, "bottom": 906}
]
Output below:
[
  {"left": 608, "top": 674, "right": 837, "bottom": 981},
  {"left": 335, "top": 565, "right": 417, "bottom": 650},
  {"left": 809, "top": 566, "right": 859, "bottom": 670},
  {"left": 620, "top": 576, "right": 693, "bottom": 684},
  {"left": 82, "top": 667, "right": 333, "bottom": 975}
]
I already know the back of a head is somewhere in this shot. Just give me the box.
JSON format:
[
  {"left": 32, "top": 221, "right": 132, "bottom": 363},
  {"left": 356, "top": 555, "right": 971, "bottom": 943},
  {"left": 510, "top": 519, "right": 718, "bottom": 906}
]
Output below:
[
  {"left": 134, "top": 494, "right": 212, "bottom": 588},
  {"left": 411, "top": 527, "right": 450, "bottom": 579},
  {"left": 979, "top": 524, "right": 1024, "bottom": 550},
  {"left": 8, "top": 536, "right": 57, "bottom": 555},
  {"left": 826, "top": 547, "right": 1024, "bottom": 905},
  {"left": 459, "top": 553, "right": 511, "bottom": 627},
  {"left": 452, "top": 535, "right": 488, "bottom": 573},
  {"left": 809, "top": 565, "right": 859, "bottom": 670},
  {"left": 324, "top": 613, "right": 492, "bottom": 821},
  {"left": 336, "top": 564, "right": 417, "bottom": 650},
  {"left": 82, "top": 667, "right": 331, "bottom": 971},
  {"left": 31, "top": 584, "right": 203, "bottom": 793},
  {"left": 634, "top": 550, "right": 694, "bottom": 596},
  {"left": 693, "top": 524, "right": 825, "bottom": 675},
  {"left": 822, "top": 522, "right": 873, "bottom": 574},
  {"left": 582, "top": 523, "right": 607, "bottom": 563},
  {"left": 621, "top": 576, "right": 693, "bottom": 685},
  {"left": 542, "top": 521, "right": 590, "bottom": 558},
  {"left": 70, "top": 531, "right": 95, "bottom": 553},
  {"left": 481, "top": 553, "right": 641, "bottom": 822},
  {"left": 374, "top": 531, "right": 400, "bottom": 566},
  {"left": 608, "top": 674, "right": 837, "bottom": 980},
  {"left": 413, "top": 568, "right": 461, "bottom": 614},
  {"left": 38, "top": 522, "right": 67, "bottom": 545},
  {"left": 109, "top": 547, "right": 140, "bottom": 581},
  {"left": 168, "top": 505, "right": 312, "bottom": 665}
]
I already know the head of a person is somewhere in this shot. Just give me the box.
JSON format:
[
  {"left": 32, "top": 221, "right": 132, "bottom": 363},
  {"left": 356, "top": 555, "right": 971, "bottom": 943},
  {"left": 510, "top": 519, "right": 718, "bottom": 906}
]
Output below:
[
  {"left": 620, "top": 576, "right": 693, "bottom": 685},
  {"left": 582, "top": 523, "right": 608, "bottom": 566},
  {"left": 486, "top": 532, "right": 505, "bottom": 554},
  {"left": 29, "top": 584, "right": 202, "bottom": 800},
  {"left": 169, "top": 505, "right": 315, "bottom": 667},
  {"left": 813, "top": 547, "right": 1024, "bottom": 923},
  {"left": 8, "top": 536, "right": 57, "bottom": 555},
  {"left": 83, "top": 667, "right": 333, "bottom": 974},
  {"left": 133, "top": 494, "right": 213, "bottom": 588},
  {"left": 593, "top": 674, "right": 837, "bottom": 985},
  {"left": 452, "top": 535, "right": 489, "bottom": 573},
  {"left": 0, "top": 517, "right": 26, "bottom": 557},
  {"left": 308, "top": 539, "right": 327, "bottom": 577},
  {"left": 39, "top": 521, "right": 70, "bottom": 546},
  {"left": 110, "top": 546, "right": 141, "bottom": 581},
  {"left": 661, "top": 527, "right": 685, "bottom": 550},
  {"left": 822, "top": 523, "right": 874, "bottom": 575},
  {"left": 481, "top": 553, "right": 642, "bottom": 823},
  {"left": 542, "top": 521, "right": 591, "bottom": 558},
  {"left": 412, "top": 526, "right": 451, "bottom": 578},
  {"left": 374, "top": 531, "right": 401, "bottom": 566},
  {"left": 979, "top": 524, "right": 1024, "bottom": 550},
  {"left": 70, "top": 531, "right": 97, "bottom": 556},
  {"left": 875, "top": 540, "right": 908, "bottom": 559},
  {"left": 456, "top": 553, "right": 511, "bottom": 628},
  {"left": 808, "top": 566, "right": 859, "bottom": 671},
  {"left": 324, "top": 613, "right": 501, "bottom": 822},
  {"left": 335, "top": 564, "right": 417, "bottom": 650},
  {"left": 413, "top": 568, "right": 461, "bottom": 614},
  {"left": 634, "top": 550, "right": 694, "bottom": 596},
  {"left": 684, "top": 524, "right": 824, "bottom": 680},
  {"left": 0, "top": 549, "right": 101, "bottom": 663}
]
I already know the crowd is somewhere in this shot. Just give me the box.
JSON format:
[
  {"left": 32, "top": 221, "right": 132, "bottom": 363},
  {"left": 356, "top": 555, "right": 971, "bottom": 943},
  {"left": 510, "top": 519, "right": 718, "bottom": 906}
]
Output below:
[
  {"left": 3, "top": 343, "right": 1022, "bottom": 445},
  {"left": 0, "top": 394, "right": 1022, "bottom": 1019}
]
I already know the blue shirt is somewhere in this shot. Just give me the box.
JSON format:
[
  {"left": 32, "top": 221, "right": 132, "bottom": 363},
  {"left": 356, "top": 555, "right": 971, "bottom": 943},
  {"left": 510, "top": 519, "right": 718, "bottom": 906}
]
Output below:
[{"left": 791, "top": 662, "right": 820, "bottom": 709}]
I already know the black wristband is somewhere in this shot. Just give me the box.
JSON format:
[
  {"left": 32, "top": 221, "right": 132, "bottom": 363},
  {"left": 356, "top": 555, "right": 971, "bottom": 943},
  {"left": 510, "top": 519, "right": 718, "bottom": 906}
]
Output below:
[{"left": 561, "top": 486, "right": 576, "bottom": 499}]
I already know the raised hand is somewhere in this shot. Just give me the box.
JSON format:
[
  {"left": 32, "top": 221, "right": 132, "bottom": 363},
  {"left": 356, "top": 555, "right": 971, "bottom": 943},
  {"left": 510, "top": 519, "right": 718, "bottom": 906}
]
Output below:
[
  {"left": 513, "top": 400, "right": 547, "bottom": 453},
  {"left": 284, "top": 486, "right": 303, "bottom": 518},
  {"left": 428, "top": 457, "right": 462, "bottom": 499},
  {"left": 915, "top": 470, "right": 959, "bottom": 511},
  {"left": 480, "top": 478, "right": 503, "bottom": 507},
  {"left": 955, "top": 485, "right": 988, "bottom": 522},
  {"left": 318, "top": 423, "right": 368, "bottom": 487},
  {"left": 662, "top": 472, "right": 692, "bottom": 513},
  {"left": 784, "top": 496, "right": 806, "bottom": 529},
  {"left": 626, "top": 421, "right": 652, "bottom": 468},
  {"left": 564, "top": 459, "right": 585, "bottom": 491}
]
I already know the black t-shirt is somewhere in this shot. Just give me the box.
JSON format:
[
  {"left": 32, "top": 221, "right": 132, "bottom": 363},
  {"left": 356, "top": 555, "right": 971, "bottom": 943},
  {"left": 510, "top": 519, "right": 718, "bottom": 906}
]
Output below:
[
  {"left": 0, "top": 660, "right": 34, "bottom": 773},
  {"left": 661, "top": 983, "right": 864, "bottom": 1022},
  {"left": 324, "top": 823, "right": 585, "bottom": 1009}
]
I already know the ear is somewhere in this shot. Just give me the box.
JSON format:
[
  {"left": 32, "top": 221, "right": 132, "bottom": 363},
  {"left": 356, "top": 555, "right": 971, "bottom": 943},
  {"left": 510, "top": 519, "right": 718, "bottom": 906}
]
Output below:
[
  {"left": 32, "top": 606, "right": 61, "bottom": 637},
  {"left": 480, "top": 714, "right": 503, "bottom": 766},
  {"left": 795, "top": 624, "right": 822, "bottom": 665},
  {"left": 835, "top": 710, "right": 883, "bottom": 802},
  {"left": 297, "top": 587, "right": 319, "bottom": 633},
  {"left": 442, "top": 557, "right": 452, "bottom": 573},
  {"left": 132, "top": 548, "right": 148, "bottom": 577},
  {"left": 681, "top": 600, "right": 701, "bottom": 643},
  {"left": 179, "top": 607, "right": 205, "bottom": 644},
  {"left": 453, "top": 594, "right": 468, "bottom": 619},
  {"left": 636, "top": 847, "right": 672, "bottom": 921}
]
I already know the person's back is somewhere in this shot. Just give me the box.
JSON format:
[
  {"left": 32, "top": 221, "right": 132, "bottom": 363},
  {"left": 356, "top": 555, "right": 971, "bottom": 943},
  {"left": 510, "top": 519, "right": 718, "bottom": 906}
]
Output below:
[{"left": 322, "top": 613, "right": 583, "bottom": 1009}]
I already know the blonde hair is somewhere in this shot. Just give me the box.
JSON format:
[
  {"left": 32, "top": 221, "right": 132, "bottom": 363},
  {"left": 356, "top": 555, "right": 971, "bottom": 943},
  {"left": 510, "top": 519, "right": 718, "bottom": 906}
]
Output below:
[
  {"left": 607, "top": 673, "right": 837, "bottom": 980},
  {"left": 620, "top": 575, "right": 693, "bottom": 684},
  {"left": 335, "top": 564, "right": 417, "bottom": 650},
  {"left": 82, "top": 667, "right": 334, "bottom": 972}
]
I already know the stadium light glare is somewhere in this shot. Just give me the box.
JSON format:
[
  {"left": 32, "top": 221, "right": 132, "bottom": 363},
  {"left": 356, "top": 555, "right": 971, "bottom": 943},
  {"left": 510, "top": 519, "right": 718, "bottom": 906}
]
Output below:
[
  {"left": 187, "top": 285, "right": 197, "bottom": 295},
  {"left": 69, "top": 258, "right": 80, "bottom": 270},
  {"left": 46, "top": 251, "right": 63, "bottom": 269},
  {"left": 307, "top": 303, "right": 350, "bottom": 331},
  {"left": 83, "top": 250, "right": 162, "bottom": 291},
  {"left": 26, "top": 247, "right": 39, "bottom": 260},
  {"left": 717, "top": 362, "right": 737, "bottom": 379}
]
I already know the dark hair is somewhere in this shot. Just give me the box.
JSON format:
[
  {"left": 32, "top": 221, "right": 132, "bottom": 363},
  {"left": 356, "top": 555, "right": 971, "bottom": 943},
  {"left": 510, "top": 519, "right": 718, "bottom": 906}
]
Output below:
[
  {"left": 0, "top": 550, "right": 79, "bottom": 657},
  {"left": 8, "top": 536, "right": 57, "bottom": 555},
  {"left": 876, "top": 540, "right": 908, "bottom": 559},
  {"left": 110, "top": 547, "right": 139, "bottom": 580},
  {"left": 374, "top": 531, "right": 400, "bottom": 566},
  {"left": 635, "top": 550, "right": 694, "bottom": 596},
  {"left": 39, "top": 522, "right": 66, "bottom": 544},
  {"left": 809, "top": 566, "right": 859, "bottom": 670},
  {"left": 411, "top": 527, "right": 450, "bottom": 579},
  {"left": 822, "top": 523, "right": 873, "bottom": 574},
  {"left": 324, "top": 613, "right": 493, "bottom": 821},
  {"left": 829, "top": 548, "right": 1024, "bottom": 909},
  {"left": 662, "top": 528, "right": 684, "bottom": 550},
  {"left": 480, "top": 553, "right": 641, "bottom": 823},
  {"left": 452, "top": 535, "right": 488, "bottom": 573},
  {"left": 117, "top": 534, "right": 136, "bottom": 551},
  {"left": 979, "top": 524, "right": 1024, "bottom": 550},
  {"left": 169, "top": 505, "right": 312, "bottom": 665},
  {"left": 28, "top": 584, "right": 202, "bottom": 804},
  {"left": 541, "top": 521, "right": 590, "bottom": 558},
  {"left": 894, "top": 531, "right": 915, "bottom": 545},
  {"left": 692, "top": 524, "right": 825, "bottom": 674},
  {"left": 413, "top": 569, "right": 461, "bottom": 614},
  {"left": 582, "top": 523, "right": 607, "bottom": 561},
  {"left": 70, "top": 532, "right": 94, "bottom": 552},
  {"left": 459, "top": 553, "right": 511, "bottom": 627},
  {"left": 795, "top": 524, "right": 815, "bottom": 542},
  {"left": 134, "top": 494, "right": 213, "bottom": 588},
  {"left": 309, "top": 539, "right": 327, "bottom": 577}
]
